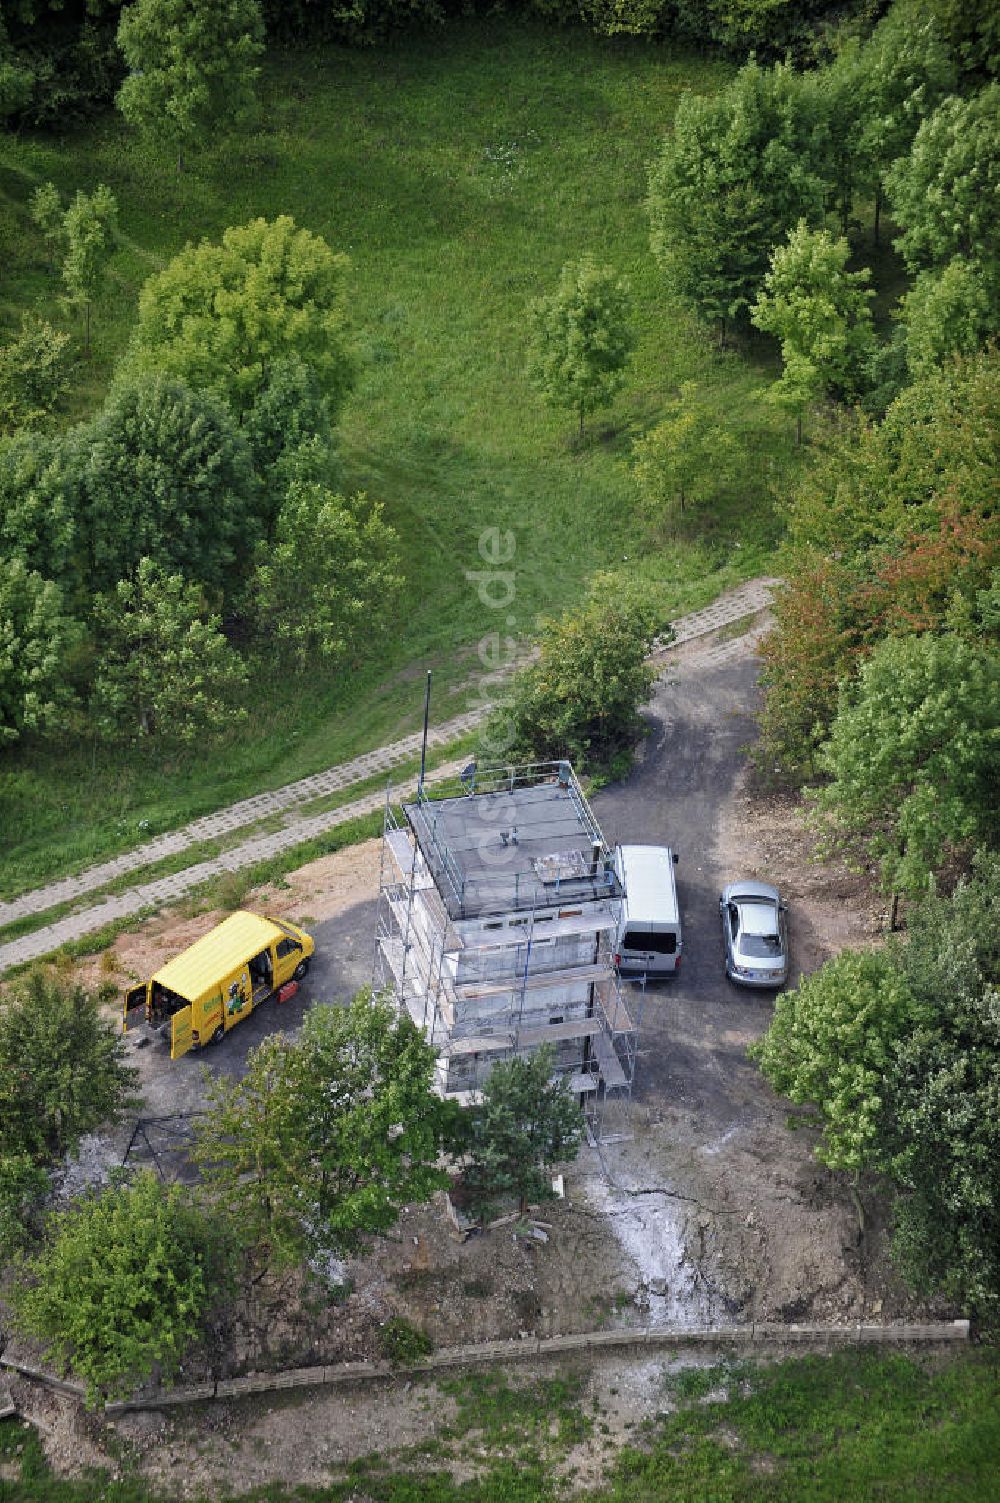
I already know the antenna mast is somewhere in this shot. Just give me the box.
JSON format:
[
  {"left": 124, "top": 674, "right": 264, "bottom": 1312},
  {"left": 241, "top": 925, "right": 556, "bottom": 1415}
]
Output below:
[{"left": 418, "top": 669, "right": 432, "bottom": 797}]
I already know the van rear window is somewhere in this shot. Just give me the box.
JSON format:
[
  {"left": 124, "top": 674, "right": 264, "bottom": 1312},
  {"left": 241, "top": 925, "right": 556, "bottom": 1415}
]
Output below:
[{"left": 622, "top": 928, "right": 677, "bottom": 955}]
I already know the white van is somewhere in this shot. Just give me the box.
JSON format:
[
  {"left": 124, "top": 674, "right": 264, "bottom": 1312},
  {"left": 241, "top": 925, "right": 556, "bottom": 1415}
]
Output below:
[{"left": 613, "top": 844, "right": 682, "bottom": 976}]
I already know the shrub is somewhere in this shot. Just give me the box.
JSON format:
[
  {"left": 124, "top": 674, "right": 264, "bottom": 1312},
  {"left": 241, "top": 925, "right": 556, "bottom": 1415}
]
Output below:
[
  {"left": 0, "top": 315, "right": 71, "bottom": 433},
  {"left": 378, "top": 1316, "right": 433, "bottom": 1365},
  {"left": 14, "top": 1172, "right": 231, "bottom": 1404},
  {"left": 484, "top": 582, "right": 659, "bottom": 775}
]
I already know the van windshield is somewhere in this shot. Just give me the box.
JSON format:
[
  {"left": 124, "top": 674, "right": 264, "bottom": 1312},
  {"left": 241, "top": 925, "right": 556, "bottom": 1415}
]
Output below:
[{"left": 622, "top": 928, "right": 676, "bottom": 955}]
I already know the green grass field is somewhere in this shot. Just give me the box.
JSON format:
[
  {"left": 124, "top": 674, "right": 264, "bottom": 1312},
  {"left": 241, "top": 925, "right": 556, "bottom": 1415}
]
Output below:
[
  {"left": 1, "top": 1350, "right": 998, "bottom": 1501},
  {"left": 0, "top": 20, "right": 814, "bottom": 895}
]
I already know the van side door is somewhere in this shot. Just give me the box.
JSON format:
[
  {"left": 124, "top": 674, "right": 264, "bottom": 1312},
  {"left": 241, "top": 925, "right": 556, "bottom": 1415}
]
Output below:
[
  {"left": 274, "top": 934, "right": 303, "bottom": 986},
  {"left": 123, "top": 982, "right": 148, "bottom": 1033},
  {"left": 170, "top": 1004, "right": 195, "bottom": 1059}
]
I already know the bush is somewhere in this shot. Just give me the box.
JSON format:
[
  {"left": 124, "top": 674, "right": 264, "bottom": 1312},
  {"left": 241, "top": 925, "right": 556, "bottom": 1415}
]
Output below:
[
  {"left": 0, "top": 315, "right": 71, "bottom": 433},
  {"left": 483, "top": 581, "right": 659, "bottom": 775},
  {"left": 0, "top": 1155, "right": 50, "bottom": 1261},
  {"left": 0, "top": 971, "right": 139, "bottom": 1164},
  {"left": 14, "top": 1172, "right": 231, "bottom": 1403},
  {"left": 378, "top": 1316, "right": 433, "bottom": 1365}
]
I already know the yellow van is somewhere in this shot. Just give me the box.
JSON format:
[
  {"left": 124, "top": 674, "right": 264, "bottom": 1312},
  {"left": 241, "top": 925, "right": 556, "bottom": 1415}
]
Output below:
[{"left": 122, "top": 910, "right": 315, "bottom": 1059}]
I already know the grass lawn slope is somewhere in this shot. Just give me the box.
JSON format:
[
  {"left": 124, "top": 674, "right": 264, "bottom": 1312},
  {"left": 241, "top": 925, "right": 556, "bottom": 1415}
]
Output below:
[{"left": 0, "top": 21, "right": 798, "bottom": 895}]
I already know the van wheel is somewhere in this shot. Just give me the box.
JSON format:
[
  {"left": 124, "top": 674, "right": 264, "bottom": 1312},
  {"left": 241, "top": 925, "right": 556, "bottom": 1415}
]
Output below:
[
  {"left": 293, "top": 958, "right": 310, "bottom": 981},
  {"left": 211, "top": 1024, "right": 225, "bottom": 1045}
]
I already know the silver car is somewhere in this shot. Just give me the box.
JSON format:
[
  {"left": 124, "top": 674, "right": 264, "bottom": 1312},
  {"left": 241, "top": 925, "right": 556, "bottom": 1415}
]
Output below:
[{"left": 720, "top": 880, "right": 788, "bottom": 988}]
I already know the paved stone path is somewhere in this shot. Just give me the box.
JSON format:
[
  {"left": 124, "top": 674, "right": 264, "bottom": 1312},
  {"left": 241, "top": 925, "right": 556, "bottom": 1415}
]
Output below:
[
  {"left": 0, "top": 578, "right": 777, "bottom": 973},
  {"left": 0, "top": 709, "right": 489, "bottom": 929},
  {"left": 0, "top": 759, "right": 466, "bottom": 973},
  {"left": 655, "top": 575, "right": 778, "bottom": 652}
]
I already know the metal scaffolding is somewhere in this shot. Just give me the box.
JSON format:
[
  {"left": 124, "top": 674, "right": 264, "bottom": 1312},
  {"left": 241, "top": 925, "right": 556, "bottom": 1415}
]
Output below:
[{"left": 373, "top": 761, "right": 644, "bottom": 1142}]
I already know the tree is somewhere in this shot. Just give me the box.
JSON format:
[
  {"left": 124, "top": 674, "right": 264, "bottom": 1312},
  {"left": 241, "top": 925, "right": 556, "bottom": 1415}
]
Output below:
[
  {"left": 851, "top": 5, "right": 957, "bottom": 243},
  {"left": 751, "top": 221, "right": 874, "bottom": 440},
  {"left": 925, "top": 0, "right": 1000, "bottom": 79},
  {"left": 647, "top": 60, "right": 829, "bottom": 341},
  {"left": 0, "top": 7, "right": 123, "bottom": 128},
  {"left": 28, "top": 180, "right": 118, "bottom": 354},
  {"left": 29, "top": 178, "right": 64, "bottom": 265},
  {"left": 463, "top": 1046, "right": 584, "bottom": 1214},
  {"left": 863, "top": 504, "right": 999, "bottom": 640},
  {"left": 812, "top": 633, "right": 1000, "bottom": 903},
  {"left": 0, "top": 430, "right": 81, "bottom": 588},
  {"left": 91, "top": 559, "right": 248, "bottom": 743},
  {"left": 750, "top": 947, "right": 916, "bottom": 1174},
  {"left": 14, "top": 1173, "right": 231, "bottom": 1403},
  {"left": 192, "top": 994, "right": 457, "bottom": 1274},
  {"left": 903, "top": 259, "right": 996, "bottom": 377},
  {"left": 243, "top": 353, "right": 340, "bottom": 524},
  {"left": 127, "top": 216, "right": 354, "bottom": 421},
  {"left": 252, "top": 481, "right": 402, "bottom": 670},
  {"left": 882, "top": 855, "right": 1000, "bottom": 1317},
  {"left": 870, "top": 349, "right": 1000, "bottom": 526},
  {"left": 116, "top": 0, "right": 264, "bottom": 171},
  {"left": 757, "top": 551, "right": 868, "bottom": 775},
  {"left": 752, "top": 856, "right": 1000, "bottom": 1316},
  {"left": 0, "top": 557, "right": 78, "bottom": 743},
  {"left": 61, "top": 183, "right": 118, "bottom": 355},
  {"left": 82, "top": 374, "right": 260, "bottom": 597},
  {"left": 0, "top": 971, "right": 139, "bottom": 1164},
  {"left": 757, "top": 351, "right": 1000, "bottom": 776},
  {"left": 633, "top": 382, "right": 736, "bottom": 518},
  {"left": 0, "top": 314, "right": 71, "bottom": 432},
  {"left": 886, "top": 84, "right": 1000, "bottom": 275},
  {"left": 814, "top": 44, "right": 865, "bottom": 237},
  {"left": 525, "top": 256, "right": 633, "bottom": 441},
  {"left": 0, "top": 26, "right": 34, "bottom": 125},
  {"left": 486, "top": 583, "right": 659, "bottom": 774}
]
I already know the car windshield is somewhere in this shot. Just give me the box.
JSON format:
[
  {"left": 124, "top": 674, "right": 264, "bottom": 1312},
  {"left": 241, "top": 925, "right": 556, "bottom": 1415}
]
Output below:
[{"left": 741, "top": 933, "right": 782, "bottom": 959}]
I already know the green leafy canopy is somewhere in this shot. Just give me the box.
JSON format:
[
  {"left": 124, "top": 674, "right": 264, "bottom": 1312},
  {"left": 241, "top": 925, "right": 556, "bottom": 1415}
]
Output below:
[
  {"left": 127, "top": 216, "right": 354, "bottom": 421},
  {"left": 14, "top": 1172, "right": 230, "bottom": 1404},
  {"left": 525, "top": 255, "right": 633, "bottom": 439},
  {"left": 192, "top": 992, "right": 459, "bottom": 1274}
]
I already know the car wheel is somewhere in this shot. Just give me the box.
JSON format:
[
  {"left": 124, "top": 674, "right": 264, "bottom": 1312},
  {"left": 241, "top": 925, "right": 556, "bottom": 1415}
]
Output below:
[
  {"left": 211, "top": 1024, "right": 225, "bottom": 1045},
  {"left": 293, "top": 958, "right": 310, "bottom": 981}
]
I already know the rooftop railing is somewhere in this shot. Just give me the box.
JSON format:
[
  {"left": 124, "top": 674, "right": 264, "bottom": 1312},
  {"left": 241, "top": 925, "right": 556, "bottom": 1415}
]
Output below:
[{"left": 406, "top": 760, "right": 620, "bottom": 919}]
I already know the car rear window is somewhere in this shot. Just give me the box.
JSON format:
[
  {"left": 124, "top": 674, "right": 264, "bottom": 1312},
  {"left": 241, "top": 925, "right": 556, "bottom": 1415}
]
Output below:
[
  {"left": 622, "top": 928, "right": 677, "bottom": 955},
  {"left": 742, "top": 933, "right": 782, "bottom": 958}
]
